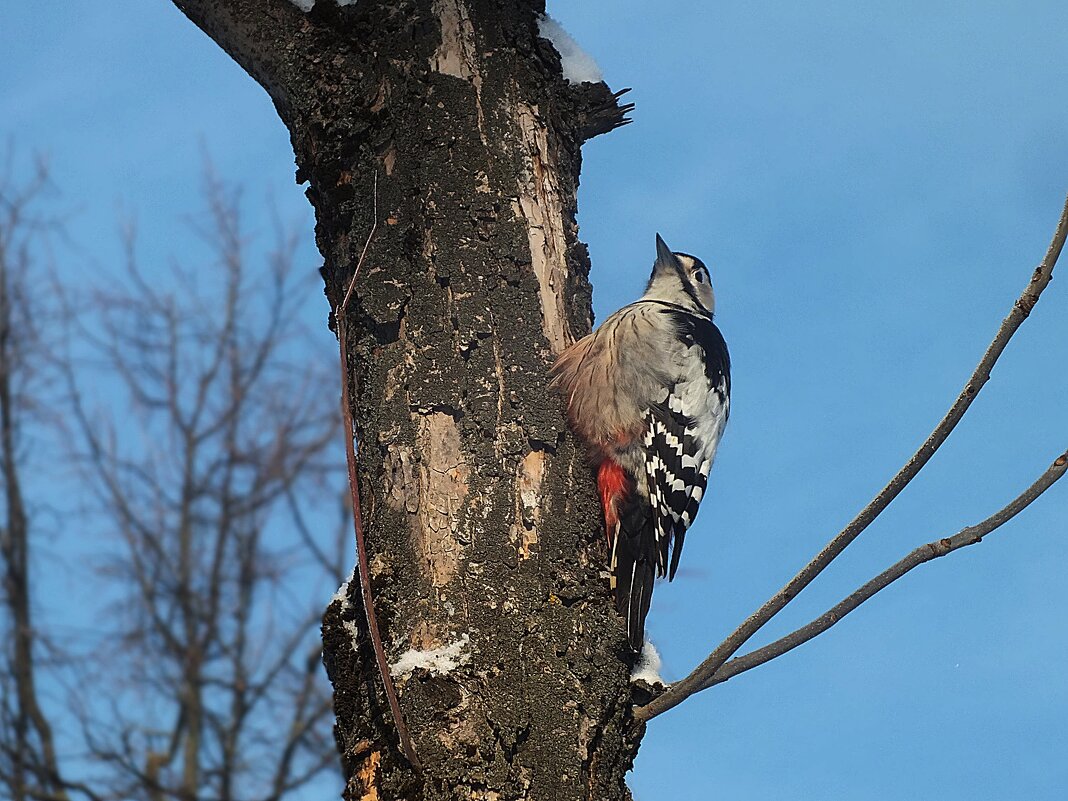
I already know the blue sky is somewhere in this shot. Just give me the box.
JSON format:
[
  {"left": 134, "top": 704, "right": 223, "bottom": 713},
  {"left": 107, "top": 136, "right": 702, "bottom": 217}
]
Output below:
[{"left": 4, "top": 2, "right": 1068, "bottom": 799}]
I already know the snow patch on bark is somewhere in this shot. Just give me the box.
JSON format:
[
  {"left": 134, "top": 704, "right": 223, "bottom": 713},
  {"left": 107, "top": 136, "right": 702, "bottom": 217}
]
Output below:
[
  {"left": 537, "top": 15, "right": 603, "bottom": 84},
  {"left": 630, "top": 639, "right": 664, "bottom": 685},
  {"left": 288, "top": 0, "right": 359, "bottom": 10},
  {"left": 342, "top": 619, "right": 362, "bottom": 649},
  {"left": 391, "top": 634, "right": 471, "bottom": 679},
  {"left": 331, "top": 567, "right": 356, "bottom": 608}
]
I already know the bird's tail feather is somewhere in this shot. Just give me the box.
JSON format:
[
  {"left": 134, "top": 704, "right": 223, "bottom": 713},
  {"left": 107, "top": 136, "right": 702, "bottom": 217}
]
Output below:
[{"left": 610, "top": 491, "right": 656, "bottom": 651}]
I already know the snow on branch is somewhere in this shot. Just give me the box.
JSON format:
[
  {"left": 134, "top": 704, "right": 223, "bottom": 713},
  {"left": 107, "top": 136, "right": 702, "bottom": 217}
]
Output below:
[
  {"left": 630, "top": 640, "right": 664, "bottom": 686},
  {"left": 538, "top": 15, "right": 603, "bottom": 84},
  {"left": 287, "top": 0, "right": 359, "bottom": 11},
  {"left": 331, "top": 568, "right": 356, "bottom": 609}
]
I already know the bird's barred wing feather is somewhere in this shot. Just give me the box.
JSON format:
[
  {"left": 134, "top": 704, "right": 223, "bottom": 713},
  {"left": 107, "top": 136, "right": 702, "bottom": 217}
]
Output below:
[
  {"left": 642, "top": 392, "right": 711, "bottom": 580},
  {"left": 642, "top": 309, "right": 731, "bottom": 581}
]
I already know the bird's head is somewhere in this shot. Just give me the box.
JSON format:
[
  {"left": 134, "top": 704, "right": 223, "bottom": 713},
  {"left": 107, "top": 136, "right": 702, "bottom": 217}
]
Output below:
[{"left": 643, "top": 233, "right": 715, "bottom": 316}]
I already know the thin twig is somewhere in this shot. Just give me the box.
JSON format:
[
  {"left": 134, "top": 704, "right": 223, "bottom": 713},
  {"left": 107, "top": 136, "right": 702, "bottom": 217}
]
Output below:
[
  {"left": 335, "top": 174, "right": 421, "bottom": 769},
  {"left": 635, "top": 193, "right": 1068, "bottom": 722},
  {"left": 693, "top": 449, "right": 1067, "bottom": 691}
]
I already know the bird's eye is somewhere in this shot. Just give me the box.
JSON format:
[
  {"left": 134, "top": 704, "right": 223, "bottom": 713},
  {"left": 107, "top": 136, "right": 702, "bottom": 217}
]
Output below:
[{"left": 694, "top": 271, "right": 706, "bottom": 284}]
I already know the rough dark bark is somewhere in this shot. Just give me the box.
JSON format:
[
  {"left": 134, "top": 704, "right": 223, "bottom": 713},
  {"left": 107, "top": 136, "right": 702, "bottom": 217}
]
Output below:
[{"left": 169, "top": 1, "right": 638, "bottom": 799}]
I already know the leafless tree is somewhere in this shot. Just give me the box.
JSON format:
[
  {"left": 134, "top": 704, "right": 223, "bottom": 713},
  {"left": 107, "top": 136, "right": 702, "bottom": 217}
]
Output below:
[
  {"left": 0, "top": 150, "right": 76, "bottom": 801},
  {"left": 50, "top": 168, "right": 348, "bottom": 801}
]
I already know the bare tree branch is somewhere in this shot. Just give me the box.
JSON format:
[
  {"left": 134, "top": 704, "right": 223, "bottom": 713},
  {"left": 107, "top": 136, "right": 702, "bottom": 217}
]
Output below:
[
  {"left": 0, "top": 150, "right": 71, "bottom": 801},
  {"left": 635, "top": 193, "right": 1068, "bottom": 722},
  {"left": 168, "top": 0, "right": 309, "bottom": 118},
  {"left": 686, "top": 449, "right": 1066, "bottom": 692},
  {"left": 0, "top": 740, "right": 104, "bottom": 801}
]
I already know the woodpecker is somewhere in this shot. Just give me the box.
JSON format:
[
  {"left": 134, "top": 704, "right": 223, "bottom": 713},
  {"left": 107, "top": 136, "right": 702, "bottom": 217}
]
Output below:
[{"left": 552, "top": 234, "right": 730, "bottom": 651}]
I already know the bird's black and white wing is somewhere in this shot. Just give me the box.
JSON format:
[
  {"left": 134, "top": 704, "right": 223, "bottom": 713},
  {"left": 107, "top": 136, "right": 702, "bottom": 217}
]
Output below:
[{"left": 643, "top": 310, "right": 731, "bottom": 580}]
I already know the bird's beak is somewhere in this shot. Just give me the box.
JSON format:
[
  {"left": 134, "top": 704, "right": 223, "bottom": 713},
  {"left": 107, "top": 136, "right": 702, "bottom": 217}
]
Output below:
[{"left": 655, "top": 233, "right": 679, "bottom": 269}]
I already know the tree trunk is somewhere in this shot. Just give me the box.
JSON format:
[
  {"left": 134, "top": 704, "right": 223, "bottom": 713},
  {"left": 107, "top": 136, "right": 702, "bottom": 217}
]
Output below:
[{"left": 171, "top": 2, "right": 639, "bottom": 798}]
